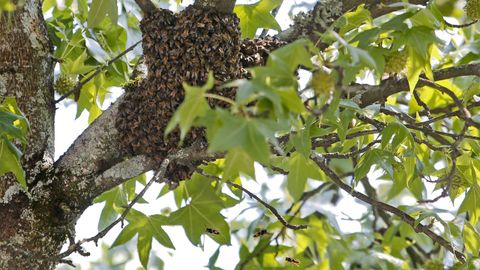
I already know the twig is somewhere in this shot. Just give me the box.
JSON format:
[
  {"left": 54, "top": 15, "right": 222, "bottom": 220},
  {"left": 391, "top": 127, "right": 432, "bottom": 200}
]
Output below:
[
  {"left": 311, "top": 153, "right": 466, "bottom": 263},
  {"left": 58, "top": 155, "right": 172, "bottom": 259},
  {"left": 226, "top": 181, "right": 307, "bottom": 230},
  {"left": 236, "top": 181, "right": 321, "bottom": 270},
  {"left": 198, "top": 170, "right": 307, "bottom": 230},
  {"left": 322, "top": 139, "right": 380, "bottom": 159},
  {"left": 55, "top": 40, "right": 141, "bottom": 104},
  {"left": 313, "top": 129, "right": 379, "bottom": 148},
  {"left": 413, "top": 89, "right": 432, "bottom": 119},
  {"left": 444, "top": 19, "right": 478, "bottom": 28}
]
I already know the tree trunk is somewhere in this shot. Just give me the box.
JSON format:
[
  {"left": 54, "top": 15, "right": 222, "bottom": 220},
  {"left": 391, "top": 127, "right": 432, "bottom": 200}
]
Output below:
[{"left": 0, "top": 0, "right": 62, "bottom": 268}]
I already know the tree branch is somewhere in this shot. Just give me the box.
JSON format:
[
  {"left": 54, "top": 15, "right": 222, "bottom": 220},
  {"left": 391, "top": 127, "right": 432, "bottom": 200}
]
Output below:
[
  {"left": 311, "top": 153, "right": 467, "bottom": 263},
  {"left": 58, "top": 154, "right": 172, "bottom": 259},
  {"left": 134, "top": 0, "right": 157, "bottom": 15},
  {"left": 194, "top": 0, "right": 236, "bottom": 13},
  {"left": 277, "top": 0, "right": 429, "bottom": 42},
  {"left": 349, "top": 63, "right": 480, "bottom": 107},
  {"left": 226, "top": 180, "right": 308, "bottom": 230},
  {"left": 55, "top": 41, "right": 141, "bottom": 104}
]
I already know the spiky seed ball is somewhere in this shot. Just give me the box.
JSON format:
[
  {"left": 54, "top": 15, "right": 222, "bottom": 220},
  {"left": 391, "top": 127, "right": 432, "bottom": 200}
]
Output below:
[
  {"left": 311, "top": 67, "right": 335, "bottom": 96},
  {"left": 449, "top": 173, "right": 469, "bottom": 199},
  {"left": 465, "top": 0, "right": 480, "bottom": 20},
  {"left": 384, "top": 50, "right": 408, "bottom": 74},
  {"left": 54, "top": 74, "right": 76, "bottom": 96}
]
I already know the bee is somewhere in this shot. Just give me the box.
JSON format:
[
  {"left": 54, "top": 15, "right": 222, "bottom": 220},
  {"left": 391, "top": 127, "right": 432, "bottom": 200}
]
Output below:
[
  {"left": 253, "top": 229, "right": 269, "bottom": 238},
  {"left": 285, "top": 257, "right": 300, "bottom": 266},
  {"left": 206, "top": 228, "right": 220, "bottom": 235}
]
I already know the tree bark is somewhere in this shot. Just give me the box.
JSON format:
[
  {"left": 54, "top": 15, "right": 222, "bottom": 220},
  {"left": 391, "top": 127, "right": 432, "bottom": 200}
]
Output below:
[{"left": 0, "top": 0, "right": 60, "bottom": 268}]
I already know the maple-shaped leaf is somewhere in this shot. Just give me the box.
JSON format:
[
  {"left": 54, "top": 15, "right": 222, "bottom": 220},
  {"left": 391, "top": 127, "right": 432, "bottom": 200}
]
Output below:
[{"left": 234, "top": 0, "right": 282, "bottom": 38}]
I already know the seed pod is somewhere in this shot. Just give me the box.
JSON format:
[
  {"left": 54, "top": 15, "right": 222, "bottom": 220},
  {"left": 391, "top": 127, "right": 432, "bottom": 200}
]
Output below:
[
  {"left": 311, "top": 67, "right": 335, "bottom": 96},
  {"left": 465, "top": 0, "right": 480, "bottom": 20},
  {"left": 384, "top": 50, "right": 408, "bottom": 75},
  {"left": 54, "top": 74, "right": 76, "bottom": 96}
]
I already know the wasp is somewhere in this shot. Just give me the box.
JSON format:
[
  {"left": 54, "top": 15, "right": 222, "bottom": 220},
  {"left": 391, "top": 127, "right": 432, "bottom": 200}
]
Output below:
[
  {"left": 253, "top": 229, "right": 269, "bottom": 238},
  {"left": 206, "top": 228, "right": 220, "bottom": 235},
  {"left": 285, "top": 257, "right": 300, "bottom": 266}
]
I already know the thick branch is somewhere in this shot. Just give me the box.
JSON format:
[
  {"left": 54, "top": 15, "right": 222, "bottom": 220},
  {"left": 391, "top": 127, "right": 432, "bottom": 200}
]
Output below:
[
  {"left": 348, "top": 63, "right": 480, "bottom": 107},
  {"left": 277, "top": 0, "right": 429, "bottom": 42},
  {"left": 194, "top": 0, "right": 236, "bottom": 13},
  {"left": 53, "top": 96, "right": 142, "bottom": 205},
  {"left": 134, "top": 0, "right": 157, "bottom": 14}
]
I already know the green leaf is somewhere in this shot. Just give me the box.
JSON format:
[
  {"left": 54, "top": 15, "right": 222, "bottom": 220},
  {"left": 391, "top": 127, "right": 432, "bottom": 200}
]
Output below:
[
  {"left": 207, "top": 247, "right": 221, "bottom": 270},
  {"left": 275, "top": 86, "right": 305, "bottom": 113},
  {"left": 88, "top": 0, "right": 118, "bottom": 28},
  {"left": 168, "top": 174, "right": 230, "bottom": 245},
  {"left": 111, "top": 212, "right": 174, "bottom": 268},
  {"left": 405, "top": 27, "right": 436, "bottom": 91},
  {"left": 148, "top": 215, "right": 174, "bottom": 249},
  {"left": 234, "top": 0, "right": 282, "bottom": 38},
  {"left": 334, "top": 31, "right": 378, "bottom": 71},
  {"left": 287, "top": 152, "right": 322, "bottom": 200},
  {"left": 137, "top": 230, "right": 152, "bottom": 269},
  {"left": 223, "top": 148, "right": 255, "bottom": 180},
  {"left": 463, "top": 223, "right": 480, "bottom": 256},
  {"left": 355, "top": 149, "right": 395, "bottom": 181},
  {"left": 336, "top": 4, "right": 372, "bottom": 35},
  {"left": 381, "top": 121, "right": 414, "bottom": 151},
  {"left": 0, "top": 97, "right": 29, "bottom": 137},
  {"left": 111, "top": 223, "right": 139, "bottom": 248},
  {"left": 0, "top": 139, "right": 26, "bottom": 188},
  {"left": 267, "top": 39, "right": 313, "bottom": 72},
  {"left": 208, "top": 112, "right": 270, "bottom": 163},
  {"left": 165, "top": 72, "right": 214, "bottom": 140},
  {"left": 291, "top": 127, "right": 311, "bottom": 158},
  {"left": 94, "top": 186, "right": 128, "bottom": 231},
  {"left": 459, "top": 184, "right": 480, "bottom": 225}
]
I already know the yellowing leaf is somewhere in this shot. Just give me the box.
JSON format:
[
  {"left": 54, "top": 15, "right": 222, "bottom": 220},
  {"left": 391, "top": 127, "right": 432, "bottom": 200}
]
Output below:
[
  {"left": 463, "top": 223, "right": 480, "bottom": 256},
  {"left": 0, "top": 139, "right": 26, "bottom": 188}
]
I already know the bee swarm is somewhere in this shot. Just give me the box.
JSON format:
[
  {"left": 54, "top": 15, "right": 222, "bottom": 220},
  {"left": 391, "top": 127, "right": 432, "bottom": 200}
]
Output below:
[
  {"left": 240, "top": 36, "right": 286, "bottom": 76},
  {"left": 116, "top": 5, "right": 284, "bottom": 181}
]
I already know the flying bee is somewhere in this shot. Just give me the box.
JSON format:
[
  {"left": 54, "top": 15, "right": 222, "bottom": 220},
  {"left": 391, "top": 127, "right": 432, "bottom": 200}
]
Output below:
[
  {"left": 285, "top": 257, "right": 300, "bottom": 267},
  {"left": 253, "top": 229, "right": 269, "bottom": 238},
  {"left": 206, "top": 228, "right": 220, "bottom": 235}
]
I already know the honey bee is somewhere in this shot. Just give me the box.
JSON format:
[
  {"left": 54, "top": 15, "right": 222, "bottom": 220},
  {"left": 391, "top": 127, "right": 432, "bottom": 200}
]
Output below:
[
  {"left": 206, "top": 228, "right": 220, "bottom": 235},
  {"left": 285, "top": 257, "right": 300, "bottom": 266},
  {"left": 253, "top": 229, "right": 269, "bottom": 238}
]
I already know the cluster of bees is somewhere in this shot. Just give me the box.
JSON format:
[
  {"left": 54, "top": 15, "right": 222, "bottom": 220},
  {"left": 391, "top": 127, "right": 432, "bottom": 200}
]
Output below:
[
  {"left": 116, "top": 5, "right": 286, "bottom": 182},
  {"left": 206, "top": 228, "right": 300, "bottom": 266},
  {"left": 116, "top": 6, "right": 241, "bottom": 181},
  {"left": 240, "top": 37, "right": 286, "bottom": 76}
]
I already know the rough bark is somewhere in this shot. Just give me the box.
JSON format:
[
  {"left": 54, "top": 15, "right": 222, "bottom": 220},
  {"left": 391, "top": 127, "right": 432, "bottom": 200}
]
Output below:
[
  {"left": 277, "top": 0, "right": 429, "bottom": 43},
  {"left": 0, "top": 0, "right": 59, "bottom": 268}
]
